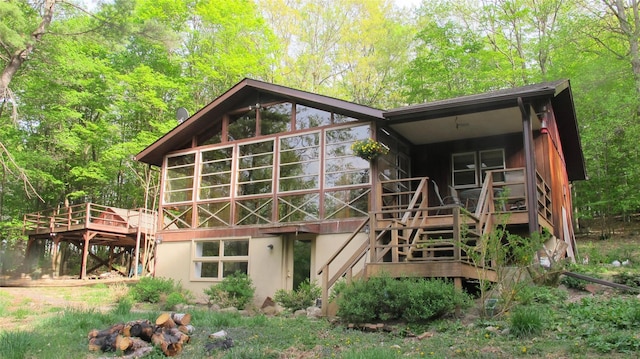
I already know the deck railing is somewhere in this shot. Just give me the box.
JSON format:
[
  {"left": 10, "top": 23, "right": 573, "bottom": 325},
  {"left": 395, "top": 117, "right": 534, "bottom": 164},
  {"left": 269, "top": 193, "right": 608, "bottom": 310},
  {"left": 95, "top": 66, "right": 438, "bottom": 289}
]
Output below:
[{"left": 23, "top": 203, "right": 155, "bottom": 234}]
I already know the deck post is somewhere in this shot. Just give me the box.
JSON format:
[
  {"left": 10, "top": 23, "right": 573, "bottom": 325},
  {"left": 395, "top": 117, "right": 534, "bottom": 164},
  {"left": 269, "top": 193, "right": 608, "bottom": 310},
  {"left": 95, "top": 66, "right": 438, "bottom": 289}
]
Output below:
[
  {"left": 80, "top": 231, "right": 90, "bottom": 279},
  {"left": 321, "top": 268, "right": 329, "bottom": 317},
  {"left": 518, "top": 97, "right": 539, "bottom": 234},
  {"left": 453, "top": 207, "right": 460, "bottom": 261}
]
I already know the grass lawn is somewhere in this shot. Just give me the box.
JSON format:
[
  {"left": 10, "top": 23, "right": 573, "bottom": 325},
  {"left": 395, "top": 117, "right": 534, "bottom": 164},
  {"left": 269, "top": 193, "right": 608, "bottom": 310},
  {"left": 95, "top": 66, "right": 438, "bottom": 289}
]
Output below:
[{"left": 2, "top": 234, "right": 640, "bottom": 358}]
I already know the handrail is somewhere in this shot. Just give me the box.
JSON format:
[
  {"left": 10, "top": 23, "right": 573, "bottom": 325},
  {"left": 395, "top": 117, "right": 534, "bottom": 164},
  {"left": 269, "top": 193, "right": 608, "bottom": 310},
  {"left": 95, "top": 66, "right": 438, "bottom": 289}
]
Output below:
[
  {"left": 317, "top": 217, "right": 369, "bottom": 316},
  {"left": 23, "top": 202, "right": 157, "bottom": 234}
]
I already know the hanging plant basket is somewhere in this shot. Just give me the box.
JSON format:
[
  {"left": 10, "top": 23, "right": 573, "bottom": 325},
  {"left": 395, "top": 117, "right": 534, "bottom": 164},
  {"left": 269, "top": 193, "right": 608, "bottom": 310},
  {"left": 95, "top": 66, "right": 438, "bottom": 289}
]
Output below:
[{"left": 351, "top": 138, "right": 389, "bottom": 161}]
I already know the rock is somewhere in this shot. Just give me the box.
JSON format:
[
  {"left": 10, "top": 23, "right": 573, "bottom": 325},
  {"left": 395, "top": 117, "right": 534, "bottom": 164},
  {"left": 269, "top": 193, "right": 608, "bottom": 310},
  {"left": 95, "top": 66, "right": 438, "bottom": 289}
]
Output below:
[
  {"left": 261, "top": 305, "right": 278, "bottom": 316},
  {"left": 261, "top": 296, "right": 276, "bottom": 309},
  {"left": 210, "top": 330, "right": 227, "bottom": 339},
  {"left": 294, "top": 309, "right": 307, "bottom": 317},
  {"left": 612, "top": 260, "right": 621, "bottom": 267},
  {"left": 306, "top": 306, "right": 322, "bottom": 319},
  {"left": 485, "top": 326, "right": 499, "bottom": 333},
  {"left": 417, "top": 332, "right": 434, "bottom": 340}
]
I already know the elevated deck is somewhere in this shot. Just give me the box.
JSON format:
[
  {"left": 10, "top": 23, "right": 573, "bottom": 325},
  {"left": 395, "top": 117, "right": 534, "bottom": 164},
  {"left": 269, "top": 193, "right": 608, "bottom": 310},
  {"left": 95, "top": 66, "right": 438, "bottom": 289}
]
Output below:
[
  {"left": 22, "top": 203, "right": 157, "bottom": 280},
  {"left": 318, "top": 169, "right": 555, "bottom": 315}
]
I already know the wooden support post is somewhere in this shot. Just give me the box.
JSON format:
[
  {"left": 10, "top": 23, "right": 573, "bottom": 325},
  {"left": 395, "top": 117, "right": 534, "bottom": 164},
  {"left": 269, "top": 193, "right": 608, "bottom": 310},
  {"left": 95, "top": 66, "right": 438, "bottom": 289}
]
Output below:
[
  {"left": 321, "top": 268, "right": 329, "bottom": 317},
  {"left": 81, "top": 232, "right": 90, "bottom": 279}
]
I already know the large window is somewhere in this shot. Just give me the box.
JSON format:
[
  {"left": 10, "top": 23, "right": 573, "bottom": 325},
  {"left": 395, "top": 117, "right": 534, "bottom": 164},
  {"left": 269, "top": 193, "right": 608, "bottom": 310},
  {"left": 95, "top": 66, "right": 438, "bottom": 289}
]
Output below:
[
  {"left": 199, "top": 146, "right": 233, "bottom": 200},
  {"left": 279, "top": 132, "right": 320, "bottom": 192},
  {"left": 164, "top": 153, "right": 195, "bottom": 203},
  {"left": 324, "top": 125, "right": 370, "bottom": 187},
  {"left": 163, "top": 121, "right": 373, "bottom": 228},
  {"left": 452, "top": 149, "right": 505, "bottom": 188},
  {"left": 192, "top": 238, "right": 249, "bottom": 280},
  {"left": 237, "top": 140, "right": 275, "bottom": 196}
]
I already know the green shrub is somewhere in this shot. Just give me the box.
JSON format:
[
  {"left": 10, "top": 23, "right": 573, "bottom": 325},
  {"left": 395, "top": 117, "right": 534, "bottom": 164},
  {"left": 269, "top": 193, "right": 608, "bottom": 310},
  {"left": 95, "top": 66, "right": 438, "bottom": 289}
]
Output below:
[
  {"left": 515, "top": 285, "right": 567, "bottom": 305},
  {"left": 510, "top": 305, "right": 544, "bottom": 337},
  {"left": 131, "top": 276, "right": 176, "bottom": 303},
  {"left": 204, "top": 271, "right": 255, "bottom": 309},
  {"left": 163, "top": 291, "right": 187, "bottom": 310},
  {"left": 336, "top": 275, "right": 472, "bottom": 323},
  {"left": 112, "top": 296, "right": 133, "bottom": 315},
  {"left": 612, "top": 271, "right": 640, "bottom": 288},
  {"left": 274, "top": 279, "right": 321, "bottom": 311}
]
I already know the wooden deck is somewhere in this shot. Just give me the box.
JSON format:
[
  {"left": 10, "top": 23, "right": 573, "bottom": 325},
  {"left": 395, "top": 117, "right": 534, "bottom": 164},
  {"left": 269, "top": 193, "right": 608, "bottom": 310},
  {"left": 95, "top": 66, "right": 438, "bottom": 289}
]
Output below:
[
  {"left": 22, "top": 203, "right": 157, "bottom": 281},
  {"left": 317, "top": 169, "right": 555, "bottom": 315}
]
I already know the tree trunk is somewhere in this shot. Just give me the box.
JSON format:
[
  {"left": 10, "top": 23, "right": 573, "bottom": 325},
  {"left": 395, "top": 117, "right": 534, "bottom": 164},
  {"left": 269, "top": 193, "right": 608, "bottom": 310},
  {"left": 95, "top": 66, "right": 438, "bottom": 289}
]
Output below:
[{"left": 0, "top": 0, "right": 56, "bottom": 100}]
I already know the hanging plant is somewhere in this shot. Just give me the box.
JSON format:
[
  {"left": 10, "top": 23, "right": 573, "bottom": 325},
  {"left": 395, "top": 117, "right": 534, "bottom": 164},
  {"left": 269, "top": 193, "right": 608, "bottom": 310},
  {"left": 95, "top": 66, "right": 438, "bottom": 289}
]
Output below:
[{"left": 351, "top": 138, "right": 389, "bottom": 161}]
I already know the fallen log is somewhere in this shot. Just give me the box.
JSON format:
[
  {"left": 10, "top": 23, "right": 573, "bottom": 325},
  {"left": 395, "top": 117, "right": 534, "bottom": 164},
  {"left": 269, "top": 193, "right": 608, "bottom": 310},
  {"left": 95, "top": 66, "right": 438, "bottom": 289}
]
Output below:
[
  {"left": 88, "top": 323, "right": 125, "bottom": 340},
  {"left": 123, "top": 319, "right": 154, "bottom": 342},
  {"left": 155, "top": 312, "right": 176, "bottom": 328},
  {"left": 171, "top": 312, "right": 191, "bottom": 326},
  {"left": 88, "top": 333, "right": 131, "bottom": 352}
]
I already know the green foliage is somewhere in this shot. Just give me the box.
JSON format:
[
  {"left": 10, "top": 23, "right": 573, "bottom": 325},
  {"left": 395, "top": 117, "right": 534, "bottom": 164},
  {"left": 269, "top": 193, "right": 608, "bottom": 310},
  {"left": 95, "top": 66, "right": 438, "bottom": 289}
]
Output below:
[
  {"left": 274, "top": 279, "right": 321, "bottom": 311},
  {"left": 336, "top": 275, "right": 472, "bottom": 323},
  {"left": 131, "top": 276, "right": 176, "bottom": 303},
  {"left": 509, "top": 306, "right": 544, "bottom": 338},
  {"left": 163, "top": 291, "right": 187, "bottom": 310},
  {"left": 560, "top": 264, "right": 601, "bottom": 291},
  {"left": 612, "top": 271, "right": 640, "bottom": 288},
  {"left": 113, "top": 296, "right": 133, "bottom": 315},
  {"left": 204, "top": 271, "right": 255, "bottom": 309},
  {"left": 515, "top": 285, "right": 567, "bottom": 306},
  {"left": 0, "top": 331, "right": 36, "bottom": 359}
]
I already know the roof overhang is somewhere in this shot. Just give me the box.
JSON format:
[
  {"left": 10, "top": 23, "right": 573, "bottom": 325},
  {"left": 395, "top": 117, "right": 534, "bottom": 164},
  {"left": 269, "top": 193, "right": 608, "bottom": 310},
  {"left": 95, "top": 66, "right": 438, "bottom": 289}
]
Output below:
[{"left": 382, "top": 80, "right": 586, "bottom": 181}]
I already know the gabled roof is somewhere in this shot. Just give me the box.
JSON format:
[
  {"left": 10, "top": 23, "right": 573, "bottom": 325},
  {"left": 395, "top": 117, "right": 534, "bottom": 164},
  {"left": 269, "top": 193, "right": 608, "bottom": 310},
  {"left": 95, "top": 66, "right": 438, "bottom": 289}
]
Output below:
[
  {"left": 383, "top": 79, "right": 586, "bottom": 181},
  {"left": 135, "top": 78, "right": 385, "bottom": 166}
]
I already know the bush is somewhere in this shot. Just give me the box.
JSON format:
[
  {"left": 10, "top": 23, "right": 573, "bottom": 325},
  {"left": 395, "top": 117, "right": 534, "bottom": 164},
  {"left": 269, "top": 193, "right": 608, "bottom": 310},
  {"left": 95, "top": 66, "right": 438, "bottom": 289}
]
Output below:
[
  {"left": 163, "top": 291, "right": 187, "bottom": 310},
  {"left": 204, "top": 272, "right": 255, "bottom": 309},
  {"left": 274, "top": 279, "right": 321, "bottom": 311},
  {"left": 131, "top": 276, "right": 176, "bottom": 303},
  {"left": 510, "top": 305, "right": 544, "bottom": 337},
  {"left": 336, "top": 275, "right": 472, "bottom": 323}
]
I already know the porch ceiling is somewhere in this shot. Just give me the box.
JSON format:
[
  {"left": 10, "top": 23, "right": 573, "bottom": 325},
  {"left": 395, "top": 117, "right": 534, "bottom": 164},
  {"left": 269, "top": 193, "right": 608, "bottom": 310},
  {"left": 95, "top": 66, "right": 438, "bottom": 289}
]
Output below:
[{"left": 387, "top": 107, "right": 539, "bottom": 145}]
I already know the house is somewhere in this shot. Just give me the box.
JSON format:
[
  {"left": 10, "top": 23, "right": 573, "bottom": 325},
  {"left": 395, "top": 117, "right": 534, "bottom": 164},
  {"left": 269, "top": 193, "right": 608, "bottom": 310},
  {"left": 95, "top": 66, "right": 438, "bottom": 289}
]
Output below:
[{"left": 135, "top": 78, "right": 585, "bottom": 308}]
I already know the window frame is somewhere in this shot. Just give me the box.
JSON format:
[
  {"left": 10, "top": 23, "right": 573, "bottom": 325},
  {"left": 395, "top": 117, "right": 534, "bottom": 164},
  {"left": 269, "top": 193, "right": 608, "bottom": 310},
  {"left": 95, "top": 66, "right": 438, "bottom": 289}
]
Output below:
[
  {"left": 451, "top": 149, "right": 505, "bottom": 189},
  {"left": 191, "top": 237, "right": 250, "bottom": 281}
]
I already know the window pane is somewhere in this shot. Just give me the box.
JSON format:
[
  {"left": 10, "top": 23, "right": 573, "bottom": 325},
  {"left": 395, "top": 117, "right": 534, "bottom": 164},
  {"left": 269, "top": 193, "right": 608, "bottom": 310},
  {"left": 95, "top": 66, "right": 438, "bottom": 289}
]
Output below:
[
  {"left": 165, "top": 153, "right": 195, "bottom": 203},
  {"left": 199, "top": 241, "right": 219, "bottom": 257},
  {"left": 324, "top": 125, "right": 370, "bottom": 188},
  {"left": 452, "top": 152, "right": 477, "bottom": 187},
  {"left": 224, "top": 240, "right": 249, "bottom": 256},
  {"left": 236, "top": 198, "right": 273, "bottom": 225},
  {"left": 229, "top": 110, "right": 257, "bottom": 140},
  {"left": 197, "top": 202, "right": 231, "bottom": 227},
  {"left": 163, "top": 205, "right": 192, "bottom": 229},
  {"left": 325, "top": 188, "right": 370, "bottom": 219},
  {"left": 333, "top": 114, "right": 358, "bottom": 124},
  {"left": 197, "top": 262, "right": 219, "bottom": 278},
  {"left": 223, "top": 262, "right": 248, "bottom": 277},
  {"left": 238, "top": 140, "right": 274, "bottom": 196},
  {"left": 296, "top": 105, "right": 331, "bottom": 129},
  {"left": 167, "top": 154, "right": 195, "bottom": 167},
  {"left": 261, "top": 103, "right": 292, "bottom": 135},
  {"left": 279, "top": 132, "right": 320, "bottom": 192},
  {"left": 278, "top": 193, "right": 320, "bottom": 222}
]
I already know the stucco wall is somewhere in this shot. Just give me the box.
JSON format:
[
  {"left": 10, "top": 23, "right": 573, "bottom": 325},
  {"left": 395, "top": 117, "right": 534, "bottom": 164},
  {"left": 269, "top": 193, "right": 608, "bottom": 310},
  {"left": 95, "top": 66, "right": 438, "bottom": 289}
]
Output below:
[{"left": 153, "top": 231, "right": 368, "bottom": 307}]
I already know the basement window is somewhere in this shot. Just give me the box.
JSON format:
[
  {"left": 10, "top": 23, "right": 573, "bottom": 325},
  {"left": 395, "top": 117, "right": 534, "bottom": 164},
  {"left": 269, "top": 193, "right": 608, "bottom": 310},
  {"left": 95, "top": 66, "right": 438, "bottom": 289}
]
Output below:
[{"left": 192, "top": 238, "right": 249, "bottom": 281}]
